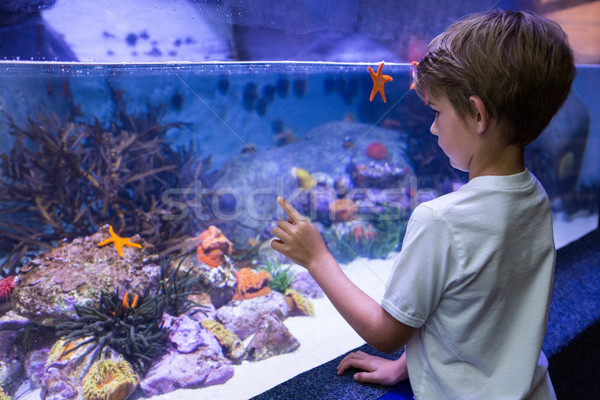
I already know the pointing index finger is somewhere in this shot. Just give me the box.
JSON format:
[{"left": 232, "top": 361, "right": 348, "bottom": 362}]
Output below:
[{"left": 277, "top": 196, "right": 303, "bottom": 223}]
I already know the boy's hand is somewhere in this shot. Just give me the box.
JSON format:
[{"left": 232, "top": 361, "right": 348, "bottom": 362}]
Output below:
[
  {"left": 337, "top": 350, "right": 408, "bottom": 386},
  {"left": 271, "top": 196, "right": 330, "bottom": 269}
]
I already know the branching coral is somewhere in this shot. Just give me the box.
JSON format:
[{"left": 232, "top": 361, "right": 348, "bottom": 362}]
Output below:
[{"left": 0, "top": 92, "right": 213, "bottom": 273}]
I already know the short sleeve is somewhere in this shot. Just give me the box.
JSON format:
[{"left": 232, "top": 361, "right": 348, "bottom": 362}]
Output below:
[{"left": 381, "top": 203, "right": 459, "bottom": 328}]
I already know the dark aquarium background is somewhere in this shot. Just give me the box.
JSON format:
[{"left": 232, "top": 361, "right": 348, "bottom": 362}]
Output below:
[{"left": 0, "top": 1, "right": 598, "bottom": 400}]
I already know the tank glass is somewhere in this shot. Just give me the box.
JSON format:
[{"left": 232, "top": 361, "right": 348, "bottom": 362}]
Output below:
[{"left": 0, "top": 1, "right": 598, "bottom": 400}]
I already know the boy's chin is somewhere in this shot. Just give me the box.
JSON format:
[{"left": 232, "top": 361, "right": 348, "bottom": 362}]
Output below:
[{"left": 448, "top": 159, "right": 468, "bottom": 173}]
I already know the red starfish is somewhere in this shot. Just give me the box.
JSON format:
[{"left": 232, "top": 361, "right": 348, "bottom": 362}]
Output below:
[{"left": 368, "top": 61, "right": 393, "bottom": 103}]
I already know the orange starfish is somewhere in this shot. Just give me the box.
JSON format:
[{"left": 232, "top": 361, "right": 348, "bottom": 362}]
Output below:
[
  {"left": 409, "top": 60, "right": 428, "bottom": 103},
  {"left": 97, "top": 225, "right": 142, "bottom": 258},
  {"left": 368, "top": 61, "right": 393, "bottom": 103}
]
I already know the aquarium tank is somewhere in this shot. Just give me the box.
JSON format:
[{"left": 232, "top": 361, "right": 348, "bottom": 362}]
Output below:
[{"left": 0, "top": 1, "right": 598, "bottom": 399}]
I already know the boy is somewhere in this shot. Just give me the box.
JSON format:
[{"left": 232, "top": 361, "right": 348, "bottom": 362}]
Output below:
[{"left": 271, "top": 9, "right": 575, "bottom": 399}]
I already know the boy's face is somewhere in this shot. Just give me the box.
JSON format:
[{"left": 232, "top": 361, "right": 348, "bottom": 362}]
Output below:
[{"left": 428, "top": 93, "right": 476, "bottom": 172}]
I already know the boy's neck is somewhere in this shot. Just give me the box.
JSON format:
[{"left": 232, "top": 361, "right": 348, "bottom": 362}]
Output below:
[{"left": 468, "top": 144, "right": 525, "bottom": 181}]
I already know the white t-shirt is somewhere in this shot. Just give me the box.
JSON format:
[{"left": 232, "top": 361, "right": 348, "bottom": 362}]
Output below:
[{"left": 382, "top": 170, "right": 557, "bottom": 399}]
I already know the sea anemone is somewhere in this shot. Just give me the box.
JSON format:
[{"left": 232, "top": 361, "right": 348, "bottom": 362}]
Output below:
[
  {"left": 0, "top": 276, "right": 15, "bottom": 303},
  {"left": 55, "top": 257, "right": 208, "bottom": 375}
]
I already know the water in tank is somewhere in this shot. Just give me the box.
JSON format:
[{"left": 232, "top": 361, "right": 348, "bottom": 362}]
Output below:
[{"left": 0, "top": 1, "right": 598, "bottom": 399}]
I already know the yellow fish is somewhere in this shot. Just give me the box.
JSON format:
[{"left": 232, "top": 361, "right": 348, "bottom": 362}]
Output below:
[{"left": 291, "top": 167, "right": 316, "bottom": 190}]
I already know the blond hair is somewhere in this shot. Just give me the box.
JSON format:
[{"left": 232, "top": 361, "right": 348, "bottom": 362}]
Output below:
[{"left": 413, "top": 9, "right": 575, "bottom": 146}]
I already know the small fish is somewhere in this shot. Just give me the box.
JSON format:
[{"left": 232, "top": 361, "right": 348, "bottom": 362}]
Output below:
[
  {"left": 343, "top": 136, "right": 354, "bottom": 149},
  {"left": 291, "top": 167, "right": 316, "bottom": 190}
]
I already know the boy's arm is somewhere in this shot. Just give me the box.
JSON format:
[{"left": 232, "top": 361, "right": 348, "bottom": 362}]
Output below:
[{"left": 271, "top": 196, "right": 415, "bottom": 354}]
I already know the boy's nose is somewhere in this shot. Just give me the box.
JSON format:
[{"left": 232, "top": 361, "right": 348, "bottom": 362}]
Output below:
[{"left": 430, "top": 121, "right": 438, "bottom": 136}]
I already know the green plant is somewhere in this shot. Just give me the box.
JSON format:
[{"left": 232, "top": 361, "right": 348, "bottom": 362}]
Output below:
[
  {"left": 263, "top": 259, "right": 295, "bottom": 294},
  {"left": 322, "top": 206, "right": 407, "bottom": 262}
]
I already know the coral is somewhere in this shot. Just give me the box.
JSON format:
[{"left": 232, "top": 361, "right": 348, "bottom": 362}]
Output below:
[
  {"left": 350, "top": 222, "right": 377, "bottom": 244},
  {"left": 349, "top": 162, "right": 406, "bottom": 189},
  {"left": 330, "top": 198, "right": 357, "bottom": 222},
  {"left": 0, "top": 96, "right": 211, "bottom": 272},
  {"left": 365, "top": 141, "right": 388, "bottom": 160},
  {"left": 200, "top": 319, "right": 245, "bottom": 362},
  {"left": 284, "top": 289, "right": 314, "bottom": 317},
  {"left": 55, "top": 257, "right": 209, "bottom": 375},
  {"left": 81, "top": 357, "right": 139, "bottom": 400},
  {"left": 322, "top": 209, "right": 404, "bottom": 263},
  {"left": 194, "top": 226, "right": 232, "bottom": 268},
  {"left": 232, "top": 268, "right": 271, "bottom": 301},
  {"left": 46, "top": 337, "right": 97, "bottom": 369},
  {"left": 97, "top": 225, "right": 142, "bottom": 258},
  {"left": 0, "top": 387, "right": 11, "bottom": 400},
  {"left": 0, "top": 276, "right": 15, "bottom": 303}
]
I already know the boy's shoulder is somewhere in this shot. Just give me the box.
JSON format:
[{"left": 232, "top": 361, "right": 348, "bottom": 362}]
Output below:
[{"left": 413, "top": 170, "right": 545, "bottom": 224}]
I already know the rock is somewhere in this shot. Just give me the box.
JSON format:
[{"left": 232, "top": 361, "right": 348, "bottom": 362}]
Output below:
[
  {"left": 201, "top": 319, "right": 245, "bottom": 364},
  {"left": 139, "top": 313, "right": 232, "bottom": 396},
  {"left": 210, "top": 121, "right": 412, "bottom": 245},
  {"left": 0, "top": 330, "right": 22, "bottom": 387},
  {"left": 215, "top": 291, "right": 288, "bottom": 340},
  {"left": 290, "top": 271, "right": 323, "bottom": 299},
  {"left": 245, "top": 313, "right": 300, "bottom": 362},
  {"left": 40, "top": 368, "right": 77, "bottom": 400},
  {"left": 169, "top": 315, "right": 216, "bottom": 354},
  {"left": 11, "top": 226, "right": 161, "bottom": 326},
  {"left": 41, "top": 337, "right": 121, "bottom": 400},
  {"left": 139, "top": 345, "right": 233, "bottom": 396},
  {"left": 0, "top": 310, "right": 29, "bottom": 331},
  {"left": 175, "top": 256, "right": 236, "bottom": 309},
  {"left": 186, "top": 292, "right": 216, "bottom": 321},
  {"left": 24, "top": 347, "right": 49, "bottom": 388}
]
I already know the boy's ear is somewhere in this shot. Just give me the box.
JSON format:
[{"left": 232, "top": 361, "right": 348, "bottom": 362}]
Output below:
[{"left": 469, "top": 95, "right": 489, "bottom": 134}]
